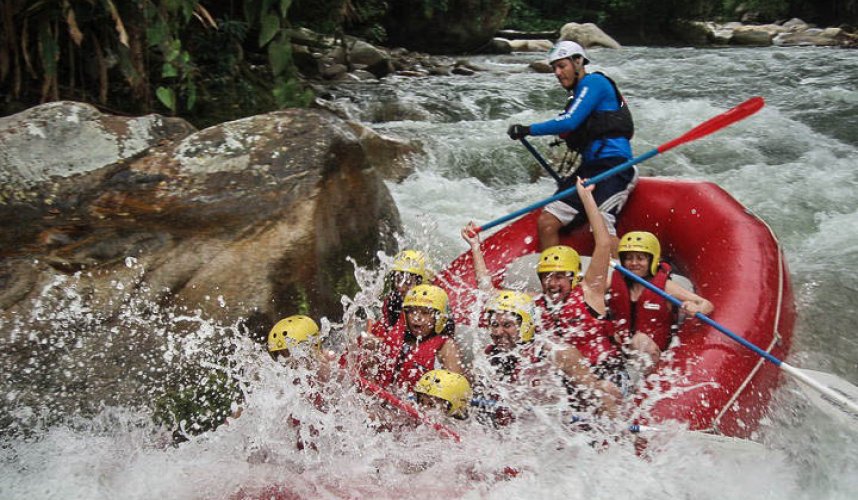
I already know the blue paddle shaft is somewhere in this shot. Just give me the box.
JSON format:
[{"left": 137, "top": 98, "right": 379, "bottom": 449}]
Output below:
[
  {"left": 585, "top": 149, "right": 658, "bottom": 186},
  {"left": 479, "top": 148, "right": 657, "bottom": 232},
  {"left": 520, "top": 138, "right": 562, "bottom": 183},
  {"left": 612, "top": 263, "right": 783, "bottom": 367}
]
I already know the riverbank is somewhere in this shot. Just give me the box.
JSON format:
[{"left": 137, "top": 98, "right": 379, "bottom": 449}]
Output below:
[{"left": 490, "top": 18, "right": 858, "bottom": 51}]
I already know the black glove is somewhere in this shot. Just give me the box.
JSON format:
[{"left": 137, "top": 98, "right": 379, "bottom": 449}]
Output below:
[{"left": 507, "top": 124, "right": 530, "bottom": 140}]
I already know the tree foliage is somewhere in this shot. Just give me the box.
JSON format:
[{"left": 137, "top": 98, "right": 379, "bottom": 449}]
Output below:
[
  {"left": 0, "top": 0, "right": 311, "bottom": 122},
  {"left": 504, "top": 0, "right": 858, "bottom": 35},
  {"left": 2, "top": 1, "right": 856, "bottom": 123}
]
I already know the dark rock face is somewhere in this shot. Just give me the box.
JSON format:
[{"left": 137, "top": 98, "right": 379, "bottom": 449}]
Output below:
[
  {"left": 384, "top": 0, "right": 510, "bottom": 54},
  {"left": 0, "top": 103, "right": 406, "bottom": 419},
  {"left": 1, "top": 104, "right": 402, "bottom": 326}
]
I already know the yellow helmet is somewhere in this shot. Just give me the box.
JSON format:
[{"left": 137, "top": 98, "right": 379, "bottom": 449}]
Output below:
[
  {"left": 403, "top": 284, "right": 449, "bottom": 334},
  {"left": 267, "top": 315, "right": 320, "bottom": 353},
  {"left": 414, "top": 369, "right": 472, "bottom": 417},
  {"left": 536, "top": 245, "right": 582, "bottom": 285},
  {"left": 391, "top": 249, "right": 429, "bottom": 282},
  {"left": 618, "top": 231, "right": 661, "bottom": 276},
  {"left": 485, "top": 290, "right": 536, "bottom": 343}
]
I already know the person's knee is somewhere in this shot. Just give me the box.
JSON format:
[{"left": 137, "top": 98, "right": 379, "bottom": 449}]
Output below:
[
  {"left": 538, "top": 211, "right": 562, "bottom": 248},
  {"left": 538, "top": 211, "right": 560, "bottom": 229}
]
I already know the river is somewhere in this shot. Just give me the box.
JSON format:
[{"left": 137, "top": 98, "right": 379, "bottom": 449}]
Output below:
[{"left": 2, "top": 46, "right": 857, "bottom": 498}]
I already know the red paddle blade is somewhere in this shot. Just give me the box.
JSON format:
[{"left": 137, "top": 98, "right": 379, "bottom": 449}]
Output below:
[{"left": 657, "top": 96, "right": 765, "bottom": 154}]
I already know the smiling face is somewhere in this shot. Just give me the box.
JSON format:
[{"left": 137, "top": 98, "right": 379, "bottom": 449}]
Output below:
[
  {"left": 489, "top": 311, "right": 522, "bottom": 352},
  {"left": 405, "top": 306, "right": 437, "bottom": 338},
  {"left": 539, "top": 271, "right": 575, "bottom": 303},
  {"left": 621, "top": 251, "right": 653, "bottom": 278}
]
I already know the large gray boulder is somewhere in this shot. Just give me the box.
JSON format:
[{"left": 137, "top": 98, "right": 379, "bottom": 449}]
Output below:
[
  {"left": 0, "top": 101, "right": 194, "bottom": 195},
  {"left": 559, "top": 23, "right": 622, "bottom": 49},
  {"left": 775, "top": 27, "right": 848, "bottom": 47},
  {"left": 0, "top": 102, "right": 405, "bottom": 421},
  {"left": 509, "top": 39, "right": 554, "bottom": 53},
  {"left": 729, "top": 25, "right": 784, "bottom": 46},
  {"left": 0, "top": 103, "right": 402, "bottom": 326}
]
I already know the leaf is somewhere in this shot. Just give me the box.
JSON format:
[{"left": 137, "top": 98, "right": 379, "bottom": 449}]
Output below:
[
  {"left": 185, "top": 82, "right": 197, "bottom": 110},
  {"left": 102, "top": 0, "right": 129, "bottom": 47},
  {"left": 258, "top": 13, "right": 279, "bottom": 47},
  {"left": 165, "top": 39, "right": 181, "bottom": 62},
  {"left": 156, "top": 86, "right": 176, "bottom": 112},
  {"left": 39, "top": 21, "right": 59, "bottom": 77},
  {"left": 193, "top": 4, "right": 217, "bottom": 28},
  {"left": 162, "top": 63, "right": 178, "bottom": 78},
  {"left": 63, "top": 1, "right": 84, "bottom": 46},
  {"left": 268, "top": 39, "right": 291, "bottom": 76},
  {"left": 279, "top": 0, "right": 292, "bottom": 18},
  {"left": 147, "top": 23, "right": 167, "bottom": 48}
]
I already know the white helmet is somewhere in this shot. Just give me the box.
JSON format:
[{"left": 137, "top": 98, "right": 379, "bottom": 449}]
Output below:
[{"left": 548, "top": 41, "right": 590, "bottom": 65}]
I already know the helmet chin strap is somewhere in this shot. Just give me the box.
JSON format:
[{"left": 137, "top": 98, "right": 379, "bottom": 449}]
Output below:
[{"left": 572, "top": 60, "right": 586, "bottom": 87}]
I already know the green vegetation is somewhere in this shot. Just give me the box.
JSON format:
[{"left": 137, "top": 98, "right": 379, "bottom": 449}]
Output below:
[
  {"left": 153, "top": 367, "right": 243, "bottom": 440},
  {"left": 2, "top": 1, "right": 855, "bottom": 125},
  {"left": 0, "top": 1, "right": 312, "bottom": 126},
  {"left": 505, "top": 1, "right": 858, "bottom": 38}
]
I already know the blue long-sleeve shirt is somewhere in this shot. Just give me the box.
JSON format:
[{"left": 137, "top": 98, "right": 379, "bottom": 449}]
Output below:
[{"left": 529, "top": 73, "right": 632, "bottom": 163}]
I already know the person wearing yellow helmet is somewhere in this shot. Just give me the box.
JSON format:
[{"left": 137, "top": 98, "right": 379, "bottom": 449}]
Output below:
[
  {"left": 232, "top": 315, "right": 337, "bottom": 451},
  {"left": 461, "top": 180, "right": 623, "bottom": 417},
  {"left": 379, "top": 249, "right": 430, "bottom": 328},
  {"left": 413, "top": 369, "right": 472, "bottom": 420},
  {"left": 368, "top": 284, "right": 466, "bottom": 393},
  {"left": 266, "top": 314, "right": 340, "bottom": 382},
  {"left": 357, "top": 249, "right": 430, "bottom": 379},
  {"left": 482, "top": 288, "right": 619, "bottom": 419},
  {"left": 475, "top": 290, "right": 541, "bottom": 389},
  {"left": 267, "top": 315, "right": 322, "bottom": 357},
  {"left": 609, "top": 231, "right": 714, "bottom": 373},
  {"left": 506, "top": 40, "right": 636, "bottom": 252}
]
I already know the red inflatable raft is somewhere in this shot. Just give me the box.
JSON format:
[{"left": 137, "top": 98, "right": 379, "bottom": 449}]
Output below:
[{"left": 437, "top": 178, "right": 795, "bottom": 438}]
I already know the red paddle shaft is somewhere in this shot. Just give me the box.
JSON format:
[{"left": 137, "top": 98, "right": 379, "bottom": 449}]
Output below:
[{"left": 357, "top": 375, "right": 462, "bottom": 442}]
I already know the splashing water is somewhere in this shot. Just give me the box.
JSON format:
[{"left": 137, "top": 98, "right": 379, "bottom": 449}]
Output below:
[{"left": 3, "top": 47, "right": 858, "bottom": 498}]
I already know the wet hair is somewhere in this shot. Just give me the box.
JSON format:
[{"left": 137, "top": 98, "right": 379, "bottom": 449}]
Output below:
[
  {"left": 384, "top": 291, "right": 403, "bottom": 327},
  {"left": 440, "top": 316, "right": 456, "bottom": 336}
]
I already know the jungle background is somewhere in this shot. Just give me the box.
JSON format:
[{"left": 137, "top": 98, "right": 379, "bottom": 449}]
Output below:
[{"left": 1, "top": 0, "right": 856, "bottom": 129}]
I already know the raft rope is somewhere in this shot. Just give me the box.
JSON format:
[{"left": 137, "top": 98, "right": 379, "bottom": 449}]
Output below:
[{"left": 709, "top": 212, "right": 786, "bottom": 433}]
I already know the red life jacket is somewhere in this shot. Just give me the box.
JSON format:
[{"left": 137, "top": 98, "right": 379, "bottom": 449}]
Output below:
[
  {"left": 364, "top": 295, "right": 403, "bottom": 346},
  {"left": 535, "top": 287, "right": 620, "bottom": 367},
  {"left": 609, "top": 262, "right": 675, "bottom": 350},
  {"left": 375, "top": 315, "right": 448, "bottom": 391}
]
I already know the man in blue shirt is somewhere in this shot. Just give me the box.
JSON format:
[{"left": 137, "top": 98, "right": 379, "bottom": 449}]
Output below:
[{"left": 508, "top": 41, "right": 637, "bottom": 250}]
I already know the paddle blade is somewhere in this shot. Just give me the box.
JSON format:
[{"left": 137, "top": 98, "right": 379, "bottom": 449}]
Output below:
[
  {"left": 657, "top": 96, "right": 765, "bottom": 153},
  {"left": 794, "top": 368, "right": 858, "bottom": 427}
]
